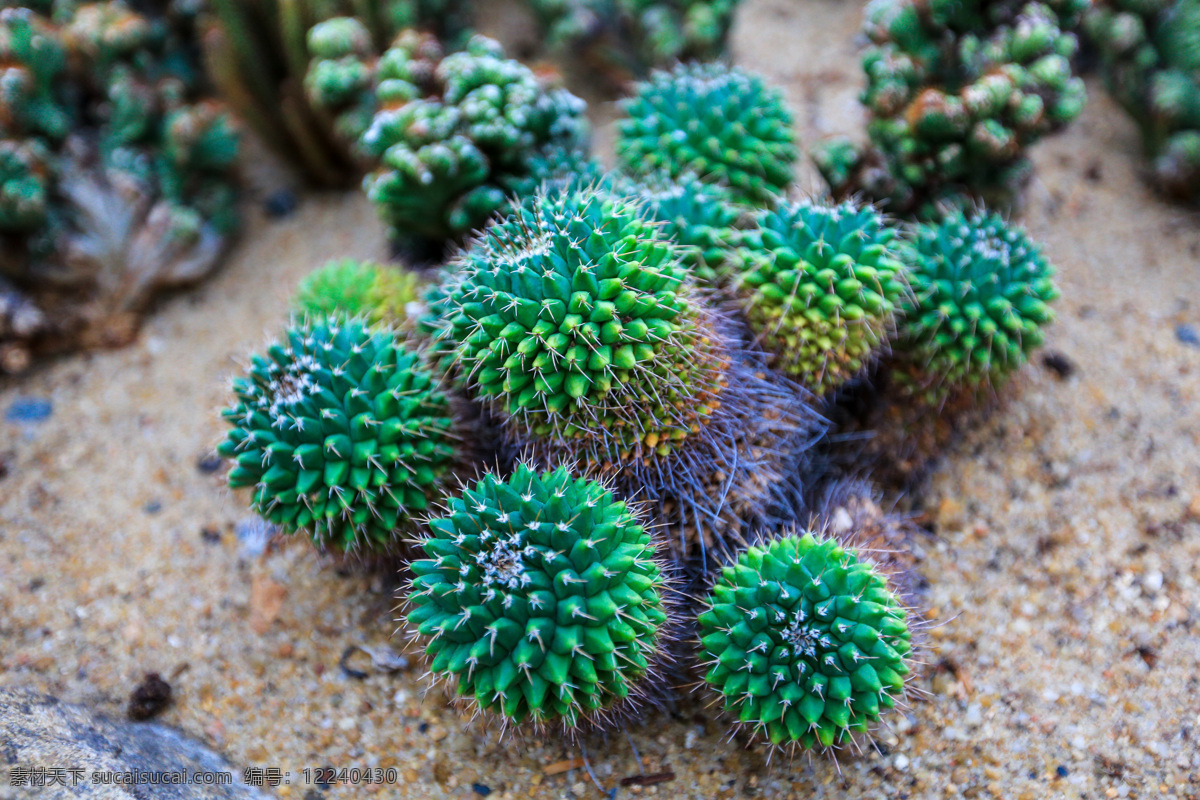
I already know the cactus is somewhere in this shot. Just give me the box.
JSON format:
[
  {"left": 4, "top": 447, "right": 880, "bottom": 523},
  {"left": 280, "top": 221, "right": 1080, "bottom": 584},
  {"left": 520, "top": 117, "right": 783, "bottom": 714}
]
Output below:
[
  {"left": 728, "top": 199, "right": 908, "bottom": 396},
  {"left": 218, "top": 317, "right": 458, "bottom": 553},
  {"left": 617, "top": 62, "right": 797, "bottom": 206},
  {"left": 303, "top": 16, "right": 380, "bottom": 149},
  {"left": 525, "top": 0, "right": 741, "bottom": 76},
  {"left": 405, "top": 463, "right": 670, "bottom": 731},
  {"left": 361, "top": 33, "right": 589, "bottom": 250},
  {"left": 619, "top": 171, "right": 742, "bottom": 285},
  {"left": 893, "top": 208, "right": 1059, "bottom": 398},
  {"left": 815, "top": 0, "right": 1088, "bottom": 215},
  {"left": 433, "top": 186, "right": 823, "bottom": 565},
  {"left": 697, "top": 529, "right": 913, "bottom": 751},
  {"left": 435, "top": 185, "right": 727, "bottom": 466},
  {"left": 0, "top": 138, "right": 53, "bottom": 233},
  {"left": 292, "top": 258, "right": 422, "bottom": 328},
  {"left": 1085, "top": 0, "right": 1200, "bottom": 202}
]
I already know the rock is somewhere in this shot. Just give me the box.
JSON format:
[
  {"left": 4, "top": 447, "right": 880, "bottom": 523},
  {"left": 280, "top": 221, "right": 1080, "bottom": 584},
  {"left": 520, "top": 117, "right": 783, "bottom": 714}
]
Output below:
[
  {"left": 1041, "top": 350, "right": 1076, "bottom": 379},
  {"left": 263, "top": 190, "right": 299, "bottom": 219},
  {"left": 128, "top": 673, "right": 172, "bottom": 721},
  {"left": 0, "top": 689, "right": 272, "bottom": 798},
  {"left": 1176, "top": 323, "right": 1199, "bottom": 348},
  {"left": 5, "top": 397, "right": 53, "bottom": 424}
]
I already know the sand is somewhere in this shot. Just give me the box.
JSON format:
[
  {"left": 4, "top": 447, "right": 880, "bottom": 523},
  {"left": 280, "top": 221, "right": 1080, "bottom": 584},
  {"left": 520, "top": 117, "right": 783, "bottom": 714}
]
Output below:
[{"left": 2, "top": 0, "right": 1200, "bottom": 798}]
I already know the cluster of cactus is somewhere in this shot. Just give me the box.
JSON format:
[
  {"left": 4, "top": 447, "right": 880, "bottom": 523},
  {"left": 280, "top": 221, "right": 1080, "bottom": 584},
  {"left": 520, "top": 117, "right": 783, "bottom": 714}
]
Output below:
[
  {"left": 525, "top": 0, "right": 741, "bottom": 77},
  {"left": 214, "top": 52, "right": 1075, "bottom": 761},
  {"left": 814, "top": 0, "right": 1089, "bottom": 215},
  {"left": 0, "top": 2, "right": 240, "bottom": 371},
  {"left": 361, "top": 33, "right": 589, "bottom": 251},
  {"left": 1085, "top": 0, "right": 1200, "bottom": 202}
]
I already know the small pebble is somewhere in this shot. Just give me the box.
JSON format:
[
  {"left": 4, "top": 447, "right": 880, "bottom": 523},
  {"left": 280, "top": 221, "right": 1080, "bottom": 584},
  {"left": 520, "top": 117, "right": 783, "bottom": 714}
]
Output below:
[
  {"left": 264, "top": 189, "right": 299, "bottom": 219},
  {"left": 1042, "top": 350, "right": 1076, "bottom": 379},
  {"left": 144, "top": 500, "right": 163, "bottom": 515},
  {"left": 1176, "top": 323, "right": 1199, "bottom": 347},
  {"left": 1056, "top": 765, "right": 1069, "bottom": 778},
  {"left": 893, "top": 755, "right": 910, "bottom": 771},
  {"left": 200, "top": 527, "right": 222, "bottom": 544},
  {"left": 5, "top": 397, "right": 52, "bottom": 424},
  {"left": 235, "top": 517, "right": 275, "bottom": 559},
  {"left": 472, "top": 784, "right": 492, "bottom": 797},
  {"left": 196, "top": 453, "right": 223, "bottom": 474},
  {"left": 128, "top": 672, "right": 172, "bottom": 721}
]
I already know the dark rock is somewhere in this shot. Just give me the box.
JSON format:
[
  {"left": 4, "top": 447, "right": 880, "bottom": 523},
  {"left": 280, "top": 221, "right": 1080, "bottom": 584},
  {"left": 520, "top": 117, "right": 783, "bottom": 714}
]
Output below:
[
  {"left": 0, "top": 688, "right": 271, "bottom": 798},
  {"left": 1176, "top": 323, "right": 1199, "bottom": 347},
  {"left": 144, "top": 500, "right": 163, "bottom": 515},
  {"left": 473, "top": 783, "right": 493, "bottom": 796},
  {"left": 1041, "top": 351, "right": 1076, "bottom": 379},
  {"left": 200, "top": 527, "right": 222, "bottom": 544},
  {"left": 5, "top": 397, "right": 53, "bottom": 424},
  {"left": 264, "top": 189, "right": 299, "bottom": 219},
  {"left": 1055, "top": 765, "right": 1069, "bottom": 778},
  {"left": 196, "top": 454, "right": 224, "bottom": 474},
  {"left": 128, "top": 673, "right": 172, "bottom": 720}
]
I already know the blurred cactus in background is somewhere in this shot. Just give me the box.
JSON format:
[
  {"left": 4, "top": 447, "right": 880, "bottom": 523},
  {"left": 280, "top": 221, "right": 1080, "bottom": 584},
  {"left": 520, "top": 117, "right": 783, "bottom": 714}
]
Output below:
[
  {"left": 1085, "top": 0, "right": 1200, "bottom": 202},
  {"left": 361, "top": 33, "right": 589, "bottom": 252},
  {"left": 0, "top": 2, "right": 240, "bottom": 371},
  {"left": 200, "top": 0, "right": 470, "bottom": 186},
  {"left": 814, "top": 0, "right": 1088, "bottom": 216},
  {"left": 525, "top": 0, "right": 741, "bottom": 78}
]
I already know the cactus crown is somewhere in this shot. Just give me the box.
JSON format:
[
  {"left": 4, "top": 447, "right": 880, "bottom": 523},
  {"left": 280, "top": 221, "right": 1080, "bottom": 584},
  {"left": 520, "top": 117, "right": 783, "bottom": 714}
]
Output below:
[
  {"left": 406, "top": 464, "right": 668, "bottom": 729},
  {"left": 896, "top": 208, "right": 1059, "bottom": 393},
  {"left": 218, "top": 318, "right": 457, "bottom": 552},
  {"left": 616, "top": 62, "right": 797, "bottom": 206},
  {"left": 697, "top": 531, "right": 912, "bottom": 751},
  {"left": 733, "top": 199, "right": 907, "bottom": 395},
  {"left": 439, "top": 186, "right": 729, "bottom": 466},
  {"left": 292, "top": 259, "right": 421, "bottom": 328}
]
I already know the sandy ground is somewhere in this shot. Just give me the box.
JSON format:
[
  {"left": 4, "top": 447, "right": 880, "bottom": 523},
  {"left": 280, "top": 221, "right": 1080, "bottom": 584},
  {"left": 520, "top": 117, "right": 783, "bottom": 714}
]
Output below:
[{"left": 3, "top": 0, "right": 1200, "bottom": 798}]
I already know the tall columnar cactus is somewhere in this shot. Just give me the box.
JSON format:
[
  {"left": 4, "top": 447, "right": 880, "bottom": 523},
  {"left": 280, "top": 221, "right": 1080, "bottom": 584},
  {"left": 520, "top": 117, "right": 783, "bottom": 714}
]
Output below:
[
  {"left": 815, "top": 0, "right": 1088, "bottom": 215},
  {"left": 361, "top": 33, "right": 590, "bottom": 250},
  {"left": 893, "top": 209, "right": 1059, "bottom": 397},
  {"left": 525, "top": 0, "right": 742, "bottom": 76},
  {"left": 616, "top": 62, "right": 797, "bottom": 206},
  {"left": 218, "top": 318, "right": 458, "bottom": 552},
  {"left": 292, "top": 258, "right": 422, "bottom": 328},
  {"left": 697, "top": 530, "right": 913, "bottom": 751},
  {"left": 1085, "top": 0, "right": 1200, "bottom": 202},
  {"left": 405, "top": 464, "right": 670, "bottom": 731},
  {"left": 435, "top": 186, "right": 728, "bottom": 467},
  {"left": 728, "top": 199, "right": 908, "bottom": 396}
]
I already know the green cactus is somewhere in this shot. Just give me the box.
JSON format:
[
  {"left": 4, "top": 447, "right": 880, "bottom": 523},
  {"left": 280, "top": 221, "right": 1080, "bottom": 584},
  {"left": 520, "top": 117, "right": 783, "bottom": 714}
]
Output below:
[
  {"left": 620, "top": 171, "right": 742, "bottom": 285},
  {"left": 200, "top": 0, "right": 471, "bottom": 186},
  {"left": 405, "top": 463, "right": 669, "bottom": 729},
  {"left": 434, "top": 186, "right": 728, "bottom": 468},
  {"left": 0, "top": 138, "right": 53, "bottom": 232},
  {"left": 0, "top": 7, "right": 72, "bottom": 142},
  {"left": 617, "top": 62, "right": 797, "bottom": 206},
  {"left": 218, "top": 317, "right": 458, "bottom": 552},
  {"left": 697, "top": 530, "right": 913, "bottom": 751},
  {"left": 815, "top": 0, "right": 1088, "bottom": 215},
  {"left": 525, "top": 0, "right": 741, "bottom": 75},
  {"left": 893, "top": 209, "right": 1059, "bottom": 397},
  {"left": 361, "top": 33, "right": 589, "bottom": 249},
  {"left": 304, "top": 16, "right": 379, "bottom": 148},
  {"left": 728, "top": 199, "right": 908, "bottom": 396},
  {"left": 292, "top": 258, "right": 422, "bottom": 327},
  {"left": 1085, "top": 0, "right": 1200, "bottom": 201}
]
